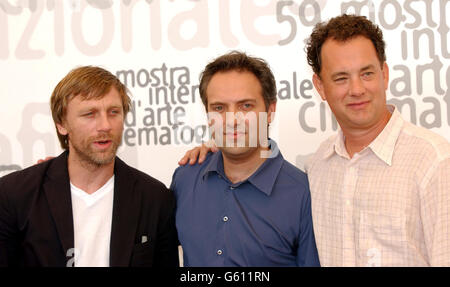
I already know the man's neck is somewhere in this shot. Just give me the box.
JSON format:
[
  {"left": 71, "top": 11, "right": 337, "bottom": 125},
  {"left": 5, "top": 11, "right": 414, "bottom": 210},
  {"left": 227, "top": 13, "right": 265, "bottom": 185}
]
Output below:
[
  {"left": 67, "top": 153, "right": 115, "bottom": 195},
  {"left": 222, "top": 147, "right": 269, "bottom": 184},
  {"left": 343, "top": 110, "right": 392, "bottom": 158}
]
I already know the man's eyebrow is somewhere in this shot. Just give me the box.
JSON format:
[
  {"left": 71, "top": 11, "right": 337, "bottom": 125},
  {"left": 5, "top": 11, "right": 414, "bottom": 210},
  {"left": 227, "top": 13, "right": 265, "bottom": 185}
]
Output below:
[
  {"left": 78, "top": 106, "right": 96, "bottom": 112},
  {"left": 237, "top": 99, "right": 257, "bottom": 103},
  {"left": 78, "top": 104, "right": 123, "bottom": 112},
  {"left": 330, "top": 71, "right": 349, "bottom": 78},
  {"left": 208, "top": 101, "right": 226, "bottom": 106},
  {"left": 330, "top": 65, "right": 376, "bottom": 78},
  {"left": 360, "top": 64, "right": 376, "bottom": 72},
  {"left": 210, "top": 98, "right": 256, "bottom": 104}
]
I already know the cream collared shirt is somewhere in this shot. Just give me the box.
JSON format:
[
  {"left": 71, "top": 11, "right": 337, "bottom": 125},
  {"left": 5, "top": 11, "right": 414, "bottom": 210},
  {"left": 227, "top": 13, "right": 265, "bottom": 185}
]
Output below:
[{"left": 306, "top": 105, "right": 450, "bottom": 266}]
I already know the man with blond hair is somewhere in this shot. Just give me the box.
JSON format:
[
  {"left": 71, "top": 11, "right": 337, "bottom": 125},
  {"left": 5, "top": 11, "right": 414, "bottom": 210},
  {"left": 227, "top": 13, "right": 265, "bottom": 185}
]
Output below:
[{"left": 0, "top": 66, "right": 178, "bottom": 267}]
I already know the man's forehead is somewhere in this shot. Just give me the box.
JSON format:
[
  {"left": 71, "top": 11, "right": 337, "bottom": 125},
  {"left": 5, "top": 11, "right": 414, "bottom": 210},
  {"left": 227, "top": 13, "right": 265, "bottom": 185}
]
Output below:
[
  {"left": 67, "top": 90, "right": 123, "bottom": 110},
  {"left": 320, "top": 37, "right": 380, "bottom": 68},
  {"left": 321, "top": 36, "right": 373, "bottom": 55},
  {"left": 207, "top": 72, "right": 262, "bottom": 99},
  {"left": 208, "top": 98, "right": 257, "bottom": 105}
]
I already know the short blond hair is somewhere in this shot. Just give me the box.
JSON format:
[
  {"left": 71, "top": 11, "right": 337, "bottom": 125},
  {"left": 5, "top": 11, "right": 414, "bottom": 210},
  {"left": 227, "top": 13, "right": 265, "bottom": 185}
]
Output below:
[{"left": 50, "top": 66, "right": 131, "bottom": 150}]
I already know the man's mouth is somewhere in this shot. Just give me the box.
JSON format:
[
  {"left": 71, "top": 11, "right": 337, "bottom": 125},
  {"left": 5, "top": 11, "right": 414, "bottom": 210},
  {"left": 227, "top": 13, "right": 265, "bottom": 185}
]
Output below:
[
  {"left": 93, "top": 139, "right": 112, "bottom": 148},
  {"left": 224, "top": 132, "right": 246, "bottom": 138},
  {"left": 347, "top": 101, "right": 369, "bottom": 109}
]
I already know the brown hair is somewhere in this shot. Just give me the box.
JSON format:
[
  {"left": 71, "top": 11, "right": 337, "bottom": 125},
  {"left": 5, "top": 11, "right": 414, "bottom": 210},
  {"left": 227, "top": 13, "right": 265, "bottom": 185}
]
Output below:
[
  {"left": 50, "top": 66, "right": 130, "bottom": 150},
  {"left": 306, "top": 14, "right": 386, "bottom": 75},
  {"left": 199, "top": 51, "right": 277, "bottom": 109}
]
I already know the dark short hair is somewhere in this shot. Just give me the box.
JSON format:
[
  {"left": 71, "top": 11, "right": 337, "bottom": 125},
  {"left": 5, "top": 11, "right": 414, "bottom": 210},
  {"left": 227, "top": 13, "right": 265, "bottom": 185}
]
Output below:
[
  {"left": 50, "top": 66, "right": 130, "bottom": 150},
  {"left": 306, "top": 14, "right": 386, "bottom": 75},
  {"left": 199, "top": 51, "right": 277, "bottom": 109}
]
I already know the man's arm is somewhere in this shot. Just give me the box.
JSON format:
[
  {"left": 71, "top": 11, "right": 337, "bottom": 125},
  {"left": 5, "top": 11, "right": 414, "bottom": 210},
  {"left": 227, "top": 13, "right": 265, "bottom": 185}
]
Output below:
[
  {"left": 296, "top": 186, "right": 320, "bottom": 267},
  {"left": 0, "top": 178, "right": 19, "bottom": 266},
  {"left": 153, "top": 189, "right": 179, "bottom": 267},
  {"left": 38, "top": 144, "right": 215, "bottom": 167},
  {"left": 178, "top": 140, "right": 218, "bottom": 166},
  {"left": 421, "top": 157, "right": 450, "bottom": 266}
]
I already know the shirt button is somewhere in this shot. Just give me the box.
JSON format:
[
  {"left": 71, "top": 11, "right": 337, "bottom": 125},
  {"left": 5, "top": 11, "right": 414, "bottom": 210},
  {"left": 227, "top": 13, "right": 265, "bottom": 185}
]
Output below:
[
  {"left": 346, "top": 200, "right": 351, "bottom": 206},
  {"left": 229, "top": 186, "right": 235, "bottom": 190},
  {"left": 217, "top": 249, "right": 223, "bottom": 255},
  {"left": 223, "top": 216, "right": 229, "bottom": 222}
]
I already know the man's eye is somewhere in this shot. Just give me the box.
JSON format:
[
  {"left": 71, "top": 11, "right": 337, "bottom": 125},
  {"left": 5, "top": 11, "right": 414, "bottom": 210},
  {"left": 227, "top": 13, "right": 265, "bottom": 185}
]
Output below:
[{"left": 213, "top": 106, "right": 223, "bottom": 111}]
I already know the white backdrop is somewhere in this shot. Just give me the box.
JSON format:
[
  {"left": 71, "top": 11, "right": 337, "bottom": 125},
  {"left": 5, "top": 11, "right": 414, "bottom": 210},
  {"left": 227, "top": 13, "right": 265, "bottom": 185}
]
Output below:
[{"left": 1, "top": 0, "right": 449, "bottom": 186}]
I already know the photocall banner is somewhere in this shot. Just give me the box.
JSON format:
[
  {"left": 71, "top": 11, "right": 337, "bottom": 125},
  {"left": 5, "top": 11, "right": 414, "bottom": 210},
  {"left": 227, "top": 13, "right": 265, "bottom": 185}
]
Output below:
[{"left": 1, "top": 0, "right": 449, "bottom": 186}]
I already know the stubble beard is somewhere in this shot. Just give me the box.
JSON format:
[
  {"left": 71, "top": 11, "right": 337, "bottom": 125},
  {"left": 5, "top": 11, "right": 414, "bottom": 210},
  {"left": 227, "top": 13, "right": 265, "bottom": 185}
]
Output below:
[{"left": 70, "top": 133, "right": 121, "bottom": 168}]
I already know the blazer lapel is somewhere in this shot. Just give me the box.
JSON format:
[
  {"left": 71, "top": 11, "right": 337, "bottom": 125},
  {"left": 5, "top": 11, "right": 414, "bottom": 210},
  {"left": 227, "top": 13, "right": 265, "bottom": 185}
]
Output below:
[
  {"left": 42, "top": 151, "right": 74, "bottom": 258},
  {"left": 109, "top": 157, "right": 140, "bottom": 267}
]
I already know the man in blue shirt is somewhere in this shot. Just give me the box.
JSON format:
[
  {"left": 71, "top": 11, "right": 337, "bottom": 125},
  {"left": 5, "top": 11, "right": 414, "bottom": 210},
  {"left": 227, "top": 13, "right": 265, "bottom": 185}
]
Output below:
[{"left": 171, "top": 51, "right": 319, "bottom": 267}]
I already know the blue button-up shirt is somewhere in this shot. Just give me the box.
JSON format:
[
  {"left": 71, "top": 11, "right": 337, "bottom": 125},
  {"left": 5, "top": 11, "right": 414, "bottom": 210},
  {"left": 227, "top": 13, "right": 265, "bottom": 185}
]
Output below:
[{"left": 170, "top": 142, "right": 320, "bottom": 267}]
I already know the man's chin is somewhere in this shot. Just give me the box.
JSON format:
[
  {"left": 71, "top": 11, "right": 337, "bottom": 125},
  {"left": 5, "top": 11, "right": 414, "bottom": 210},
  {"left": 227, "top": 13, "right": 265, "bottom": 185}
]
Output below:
[
  {"left": 89, "top": 148, "right": 118, "bottom": 165},
  {"left": 76, "top": 148, "right": 117, "bottom": 167},
  {"left": 90, "top": 155, "right": 116, "bottom": 166},
  {"left": 220, "top": 146, "right": 256, "bottom": 157}
]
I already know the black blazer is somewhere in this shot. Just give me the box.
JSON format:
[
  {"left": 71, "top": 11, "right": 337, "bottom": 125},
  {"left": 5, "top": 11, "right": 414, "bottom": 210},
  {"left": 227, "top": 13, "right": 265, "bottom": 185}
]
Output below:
[{"left": 0, "top": 151, "right": 178, "bottom": 267}]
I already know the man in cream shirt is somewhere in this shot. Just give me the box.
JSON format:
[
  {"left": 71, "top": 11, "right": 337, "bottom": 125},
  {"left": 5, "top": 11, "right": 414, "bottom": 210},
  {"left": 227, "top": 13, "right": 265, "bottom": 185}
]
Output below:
[{"left": 305, "top": 14, "right": 450, "bottom": 266}]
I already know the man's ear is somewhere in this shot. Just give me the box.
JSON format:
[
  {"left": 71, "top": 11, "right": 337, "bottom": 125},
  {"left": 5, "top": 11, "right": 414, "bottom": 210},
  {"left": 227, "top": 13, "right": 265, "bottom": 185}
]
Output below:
[
  {"left": 56, "top": 122, "right": 68, "bottom": 136},
  {"left": 267, "top": 102, "right": 277, "bottom": 124},
  {"left": 312, "top": 73, "right": 326, "bottom": 101},
  {"left": 382, "top": 62, "right": 389, "bottom": 90}
]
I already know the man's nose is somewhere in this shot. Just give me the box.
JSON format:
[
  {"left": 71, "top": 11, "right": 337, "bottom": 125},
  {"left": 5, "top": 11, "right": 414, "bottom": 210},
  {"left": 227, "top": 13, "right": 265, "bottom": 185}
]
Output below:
[
  {"left": 96, "top": 113, "right": 112, "bottom": 132},
  {"left": 349, "top": 77, "right": 365, "bottom": 97},
  {"left": 226, "top": 109, "right": 248, "bottom": 128}
]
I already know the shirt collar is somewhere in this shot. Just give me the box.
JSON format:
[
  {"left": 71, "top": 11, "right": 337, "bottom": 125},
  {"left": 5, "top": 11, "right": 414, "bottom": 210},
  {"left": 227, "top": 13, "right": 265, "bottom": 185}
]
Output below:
[
  {"left": 202, "top": 139, "right": 284, "bottom": 197},
  {"left": 323, "top": 105, "right": 404, "bottom": 166},
  {"left": 202, "top": 148, "right": 225, "bottom": 178},
  {"left": 367, "top": 105, "right": 404, "bottom": 166},
  {"left": 323, "top": 131, "right": 347, "bottom": 160}
]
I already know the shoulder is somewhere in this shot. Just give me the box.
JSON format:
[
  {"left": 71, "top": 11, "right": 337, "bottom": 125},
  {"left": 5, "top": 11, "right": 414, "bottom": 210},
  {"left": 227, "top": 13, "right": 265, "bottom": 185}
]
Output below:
[
  {"left": 271, "top": 158, "right": 311, "bottom": 204},
  {"left": 114, "top": 157, "right": 172, "bottom": 201},
  {"left": 266, "top": 157, "right": 313, "bottom": 215},
  {"left": 400, "top": 122, "right": 450, "bottom": 161},
  {"left": 398, "top": 122, "right": 450, "bottom": 193},
  {"left": 0, "top": 160, "right": 52, "bottom": 199},
  {"left": 171, "top": 153, "right": 215, "bottom": 187},
  {"left": 127, "top": 164, "right": 167, "bottom": 190},
  {"left": 305, "top": 134, "right": 337, "bottom": 172},
  {"left": 279, "top": 159, "right": 309, "bottom": 189}
]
